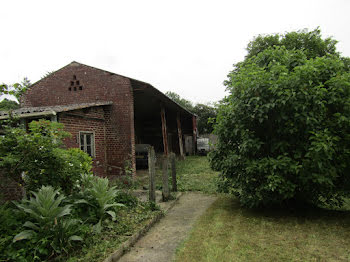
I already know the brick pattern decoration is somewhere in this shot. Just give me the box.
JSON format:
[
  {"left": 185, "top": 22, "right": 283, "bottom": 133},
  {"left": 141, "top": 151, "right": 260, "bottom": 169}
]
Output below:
[{"left": 21, "top": 62, "right": 135, "bottom": 178}]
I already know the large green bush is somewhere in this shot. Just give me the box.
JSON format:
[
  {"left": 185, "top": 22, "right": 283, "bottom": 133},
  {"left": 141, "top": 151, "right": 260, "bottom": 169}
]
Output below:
[
  {"left": 210, "top": 29, "right": 350, "bottom": 208},
  {"left": 0, "top": 119, "right": 93, "bottom": 194}
]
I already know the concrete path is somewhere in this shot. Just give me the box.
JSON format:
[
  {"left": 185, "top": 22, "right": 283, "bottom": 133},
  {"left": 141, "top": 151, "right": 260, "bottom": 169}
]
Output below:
[{"left": 118, "top": 192, "right": 217, "bottom": 262}]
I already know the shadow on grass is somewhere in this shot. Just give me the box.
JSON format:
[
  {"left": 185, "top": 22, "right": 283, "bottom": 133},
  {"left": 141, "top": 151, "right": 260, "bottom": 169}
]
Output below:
[{"left": 221, "top": 196, "right": 350, "bottom": 229}]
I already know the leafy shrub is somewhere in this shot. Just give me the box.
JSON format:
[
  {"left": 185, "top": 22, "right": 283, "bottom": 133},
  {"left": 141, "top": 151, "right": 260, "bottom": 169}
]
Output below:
[
  {"left": 115, "top": 190, "right": 139, "bottom": 208},
  {"left": 0, "top": 202, "right": 27, "bottom": 261},
  {"left": 74, "top": 174, "right": 124, "bottom": 232},
  {"left": 0, "top": 120, "right": 92, "bottom": 194},
  {"left": 13, "top": 186, "right": 83, "bottom": 260},
  {"left": 210, "top": 29, "right": 350, "bottom": 208}
]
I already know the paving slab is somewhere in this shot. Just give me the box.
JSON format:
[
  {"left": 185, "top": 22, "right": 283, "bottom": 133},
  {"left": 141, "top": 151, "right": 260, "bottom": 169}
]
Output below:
[{"left": 118, "top": 192, "right": 217, "bottom": 262}]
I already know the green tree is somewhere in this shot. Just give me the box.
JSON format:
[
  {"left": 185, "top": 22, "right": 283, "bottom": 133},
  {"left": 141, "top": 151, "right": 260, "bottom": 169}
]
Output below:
[
  {"left": 210, "top": 29, "right": 350, "bottom": 208},
  {"left": 165, "top": 91, "right": 194, "bottom": 111},
  {"left": 0, "top": 78, "right": 31, "bottom": 101},
  {"left": 0, "top": 98, "right": 20, "bottom": 110},
  {"left": 165, "top": 91, "right": 217, "bottom": 134},
  {"left": 192, "top": 103, "right": 217, "bottom": 134}
]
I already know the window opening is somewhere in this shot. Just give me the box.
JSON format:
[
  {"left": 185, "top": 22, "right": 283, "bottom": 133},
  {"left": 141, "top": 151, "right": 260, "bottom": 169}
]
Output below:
[{"left": 80, "top": 132, "right": 94, "bottom": 157}]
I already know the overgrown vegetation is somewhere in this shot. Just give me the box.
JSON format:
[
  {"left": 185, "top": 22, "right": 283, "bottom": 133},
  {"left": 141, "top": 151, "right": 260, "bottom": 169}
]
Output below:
[
  {"left": 0, "top": 120, "right": 92, "bottom": 194},
  {"left": 176, "top": 195, "right": 350, "bottom": 262},
  {"left": 210, "top": 28, "right": 350, "bottom": 208},
  {"left": 0, "top": 119, "right": 160, "bottom": 261}
]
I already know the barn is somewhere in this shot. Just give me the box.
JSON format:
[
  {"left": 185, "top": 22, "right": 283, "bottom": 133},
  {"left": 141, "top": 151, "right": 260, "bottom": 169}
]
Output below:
[{"left": 0, "top": 61, "right": 197, "bottom": 178}]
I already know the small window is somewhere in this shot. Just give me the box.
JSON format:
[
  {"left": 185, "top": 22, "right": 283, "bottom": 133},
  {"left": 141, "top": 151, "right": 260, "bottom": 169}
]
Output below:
[
  {"left": 69, "top": 87, "right": 72, "bottom": 91},
  {"left": 73, "top": 75, "right": 77, "bottom": 80},
  {"left": 79, "top": 132, "right": 95, "bottom": 157},
  {"left": 74, "top": 87, "right": 77, "bottom": 91},
  {"left": 71, "top": 81, "right": 74, "bottom": 86},
  {"left": 79, "top": 86, "right": 83, "bottom": 90},
  {"left": 76, "top": 80, "right": 80, "bottom": 85}
]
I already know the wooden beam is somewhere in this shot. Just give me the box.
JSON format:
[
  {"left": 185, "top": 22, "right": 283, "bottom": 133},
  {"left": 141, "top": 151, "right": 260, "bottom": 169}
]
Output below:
[
  {"left": 192, "top": 115, "right": 197, "bottom": 155},
  {"left": 148, "top": 146, "right": 156, "bottom": 202},
  {"left": 177, "top": 113, "right": 185, "bottom": 159},
  {"left": 160, "top": 107, "right": 168, "bottom": 156}
]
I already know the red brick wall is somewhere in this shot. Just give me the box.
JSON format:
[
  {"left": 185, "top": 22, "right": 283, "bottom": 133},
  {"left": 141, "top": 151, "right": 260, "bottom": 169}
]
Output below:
[
  {"left": 59, "top": 107, "right": 107, "bottom": 177},
  {"left": 21, "top": 62, "right": 135, "bottom": 178}
]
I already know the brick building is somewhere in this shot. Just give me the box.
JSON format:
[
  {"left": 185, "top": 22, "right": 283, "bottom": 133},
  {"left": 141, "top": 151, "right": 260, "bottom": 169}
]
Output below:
[{"left": 0, "top": 62, "right": 197, "bottom": 178}]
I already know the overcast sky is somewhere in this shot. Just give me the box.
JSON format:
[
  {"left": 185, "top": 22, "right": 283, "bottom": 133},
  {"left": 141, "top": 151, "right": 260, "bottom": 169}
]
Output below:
[{"left": 1, "top": 0, "right": 349, "bottom": 104}]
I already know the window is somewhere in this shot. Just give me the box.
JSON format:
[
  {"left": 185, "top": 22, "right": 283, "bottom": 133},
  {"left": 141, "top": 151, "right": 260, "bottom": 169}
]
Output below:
[{"left": 80, "top": 132, "right": 95, "bottom": 157}]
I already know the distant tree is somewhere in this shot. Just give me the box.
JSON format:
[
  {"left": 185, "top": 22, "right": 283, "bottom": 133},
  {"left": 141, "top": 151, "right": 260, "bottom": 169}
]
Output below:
[
  {"left": 165, "top": 91, "right": 217, "bottom": 134},
  {"left": 165, "top": 91, "right": 194, "bottom": 111},
  {"left": 210, "top": 28, "right": 350, "bottom": 208},
  {"left": 192, "top": 103, "right": 217, "bottom": 134},
  {"left": 0, "top": 98, "right": 19, "bottom": 111}
]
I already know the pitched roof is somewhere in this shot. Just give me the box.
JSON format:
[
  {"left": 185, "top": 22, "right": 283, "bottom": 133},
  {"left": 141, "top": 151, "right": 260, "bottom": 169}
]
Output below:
[
  {"left": 0, "top": 101, "right": 113, "bottom": 120},
  {"left": 38, "top": 61, "right": 196, "bottom": 117}
]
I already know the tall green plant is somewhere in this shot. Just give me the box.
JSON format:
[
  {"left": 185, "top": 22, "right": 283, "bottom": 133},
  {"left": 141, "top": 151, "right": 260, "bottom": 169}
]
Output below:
[
  {"left": 13, "top": 186, "right": 83, "bottom": 259},
  {"left": 75, "top": 175, "right": 124, "bottom": 233}
]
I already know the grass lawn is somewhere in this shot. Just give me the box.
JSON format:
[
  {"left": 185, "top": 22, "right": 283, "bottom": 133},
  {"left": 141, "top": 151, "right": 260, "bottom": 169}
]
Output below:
[
  {"left": 175, "top": 195, "right": 350, "bottom": 262},
  {"left": 135, "top": 155, "right": 219, "bottom": 194}
]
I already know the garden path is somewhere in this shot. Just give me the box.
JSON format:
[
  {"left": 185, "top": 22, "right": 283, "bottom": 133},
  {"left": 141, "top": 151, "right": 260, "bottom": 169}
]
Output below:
[{"left": 118, "top": 192, "right": 217, "bottom": 262}]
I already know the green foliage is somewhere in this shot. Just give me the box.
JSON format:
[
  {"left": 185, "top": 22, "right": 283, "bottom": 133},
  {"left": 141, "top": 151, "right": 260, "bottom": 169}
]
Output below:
[
  {"left": 210, "top": 28, "right": 350, "bottom": 208},
  {"left": 74, "top": 174, "right": 124, "bottom": 232},
  {"left": 0, "top": 120, "right": 93, "bottom": 194},
  {"left": 0, "top": 202, "right": 28, "bottom": 261},
  {"left": 166, "top": 91, "right": 194, "bottom": 111},
  {"left": 13, "top": 186, "right": 83, "bottom": 260},
  {"left": 192, "top": 103, "right": 217, "bottom": 134},
  {"left": 0, "top": 78, "right": 31, "bottom": 101},
  {"left": 165, "top": 91, "right": 217, "bottom": 134},
  {"left": 0, "top": 98, "right": 20, "bottom": 110},
  {"left": 246, "top": 28, "right": 338, "bottom": 60}
]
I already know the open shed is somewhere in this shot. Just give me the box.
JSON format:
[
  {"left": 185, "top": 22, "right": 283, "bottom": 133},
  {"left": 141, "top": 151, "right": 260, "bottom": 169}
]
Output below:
[{"left": 0, "top": 62, "right": 197, "bottom": 178}]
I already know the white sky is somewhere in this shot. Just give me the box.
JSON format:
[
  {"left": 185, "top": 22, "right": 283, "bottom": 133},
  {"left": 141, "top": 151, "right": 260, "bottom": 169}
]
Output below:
[{"left": 1, "top": 0, "right": 349, "bottom": 104}]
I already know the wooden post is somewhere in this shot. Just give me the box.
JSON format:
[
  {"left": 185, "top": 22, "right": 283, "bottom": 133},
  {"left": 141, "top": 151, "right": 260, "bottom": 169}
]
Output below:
[
  {"left": 192, "top": 115, "right": 197, "bottom": 155},
  {"left": 170, "top": 153, "right": 177, "bottom": 192},
  {"left": 148, "top": 146, "right": 156, "bottom": 202},
  {"left": 177, "top": 113, "right": 185, "bottom": 159},
  {"left": 160, "top": 107, "right": 168, "bottom": 156},
  {"left": 162, "top": 155, "right": 170, "bottom": 201}
]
